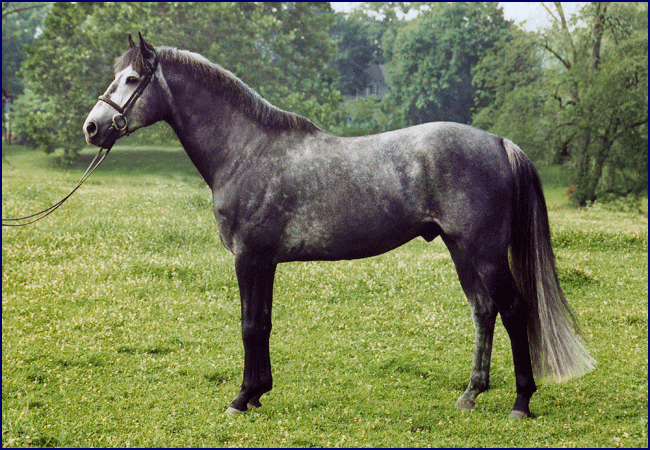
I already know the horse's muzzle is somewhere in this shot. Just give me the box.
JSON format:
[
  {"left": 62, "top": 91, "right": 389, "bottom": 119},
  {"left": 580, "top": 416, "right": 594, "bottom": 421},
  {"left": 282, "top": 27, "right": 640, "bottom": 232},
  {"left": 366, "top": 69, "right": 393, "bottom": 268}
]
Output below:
[{"left": 84, "top": 118, "right": 120, "bottom": 148}]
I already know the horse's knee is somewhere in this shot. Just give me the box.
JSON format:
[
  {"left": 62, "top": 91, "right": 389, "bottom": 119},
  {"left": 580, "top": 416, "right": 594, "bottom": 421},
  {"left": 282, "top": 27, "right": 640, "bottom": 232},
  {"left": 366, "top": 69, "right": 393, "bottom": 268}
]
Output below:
[{"left": 242, "top": 320, "right": 272, "bottom": 344}]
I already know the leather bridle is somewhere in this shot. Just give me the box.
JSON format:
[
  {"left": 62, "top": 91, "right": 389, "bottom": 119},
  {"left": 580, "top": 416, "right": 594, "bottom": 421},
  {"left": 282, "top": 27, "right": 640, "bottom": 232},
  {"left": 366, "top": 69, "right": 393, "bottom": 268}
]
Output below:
[
  {"left": 98, "top": 51, "right": 158, "bottom": 140},
  {"left": 2, "top": 49, "right": 158, "bottom": 227}
]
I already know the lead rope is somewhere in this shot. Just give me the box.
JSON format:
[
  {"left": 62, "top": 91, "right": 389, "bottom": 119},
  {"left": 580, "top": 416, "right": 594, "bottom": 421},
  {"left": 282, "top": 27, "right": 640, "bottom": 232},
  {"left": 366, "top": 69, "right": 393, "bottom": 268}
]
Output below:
[{"left": 2, "top": 144, "right": 112, "bottom": 227}]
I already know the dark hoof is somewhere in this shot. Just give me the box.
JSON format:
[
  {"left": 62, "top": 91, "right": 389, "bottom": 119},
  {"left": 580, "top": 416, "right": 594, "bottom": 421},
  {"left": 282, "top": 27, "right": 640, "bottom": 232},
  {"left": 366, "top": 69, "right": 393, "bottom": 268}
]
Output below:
[
  {"left": 454, "top": 397, "right": 476, "bottom": 411},
  {"left": 508, "top": 410, "right": 533, "bottom": 419}
]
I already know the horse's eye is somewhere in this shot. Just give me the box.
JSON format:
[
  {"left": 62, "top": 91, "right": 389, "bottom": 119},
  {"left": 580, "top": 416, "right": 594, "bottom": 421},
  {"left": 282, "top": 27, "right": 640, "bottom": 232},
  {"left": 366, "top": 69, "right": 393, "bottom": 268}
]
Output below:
[{"left": 125, "top": 76, "right": 139, "bottom": 85}]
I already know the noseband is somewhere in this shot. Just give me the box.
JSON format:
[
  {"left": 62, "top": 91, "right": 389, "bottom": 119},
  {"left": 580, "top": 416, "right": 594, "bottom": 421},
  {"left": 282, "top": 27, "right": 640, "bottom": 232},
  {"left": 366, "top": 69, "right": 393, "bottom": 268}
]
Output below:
[{"left": 98, "top": 52, "right": 158, "bottom": 135}]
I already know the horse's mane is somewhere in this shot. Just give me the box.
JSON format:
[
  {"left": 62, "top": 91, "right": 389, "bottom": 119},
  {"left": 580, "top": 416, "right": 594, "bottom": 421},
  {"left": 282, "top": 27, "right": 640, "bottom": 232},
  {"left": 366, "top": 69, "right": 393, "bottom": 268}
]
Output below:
[{"left": 115, "top": 46, "right": 320, "bottom": 134}]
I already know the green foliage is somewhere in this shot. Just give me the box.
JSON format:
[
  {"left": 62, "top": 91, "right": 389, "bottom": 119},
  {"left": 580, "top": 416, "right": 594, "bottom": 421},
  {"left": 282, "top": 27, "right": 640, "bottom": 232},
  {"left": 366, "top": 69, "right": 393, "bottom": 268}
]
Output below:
[
  {"left": 330, "top": 13, "right": 374, "bottom": 96},
  {"left": 2, "top": 144, "right": 647, "bottom": 447},
  {"left": 471, "top": 27, "right": 549, "bottom": 160},
  {"left": 384, "top": 2, "right": 511, "bottom": 126},
  {"left": 1, "top": 2, "right": 50, "bottom": 97},
  {"left": 7, "top": 87, "right": 42, "bottom": 146},
  {"left": 571, "top": 27, "right": 648, "bottom": 204},
  {"left": 347, "top": 2, "right": 414, "bottom": 64},
  {"left": 331, "top": 96, "right": 393, "bottom": 137},
  {"left": 274, "top": 88, "right": 343, "bottom": 132}
]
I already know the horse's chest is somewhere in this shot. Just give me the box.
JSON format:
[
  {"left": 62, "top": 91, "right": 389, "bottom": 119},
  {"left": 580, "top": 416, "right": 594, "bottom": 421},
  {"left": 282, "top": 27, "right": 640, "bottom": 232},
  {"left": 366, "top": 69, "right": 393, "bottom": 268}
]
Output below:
[{"left": 212, "top": 191, "right": 287, "bottom": 257}]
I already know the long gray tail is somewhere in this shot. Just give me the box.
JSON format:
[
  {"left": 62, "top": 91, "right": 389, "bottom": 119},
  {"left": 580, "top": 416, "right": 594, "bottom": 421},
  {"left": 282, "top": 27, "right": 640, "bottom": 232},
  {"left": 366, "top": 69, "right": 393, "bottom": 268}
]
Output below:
[{"left": 503, "top": 138, "right": 595, "bottom": 382}]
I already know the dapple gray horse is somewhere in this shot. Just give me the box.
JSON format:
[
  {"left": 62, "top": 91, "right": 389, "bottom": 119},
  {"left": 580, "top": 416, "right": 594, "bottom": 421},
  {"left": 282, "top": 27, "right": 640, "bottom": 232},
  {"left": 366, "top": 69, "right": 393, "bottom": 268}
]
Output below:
[{"left": 84, "top": 34, "right": 594, "bottom": 418}]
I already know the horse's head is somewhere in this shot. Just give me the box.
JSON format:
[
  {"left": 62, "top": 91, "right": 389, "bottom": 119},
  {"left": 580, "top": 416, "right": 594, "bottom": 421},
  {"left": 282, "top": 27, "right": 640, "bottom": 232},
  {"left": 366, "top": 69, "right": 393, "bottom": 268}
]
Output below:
[{"left": 83, "top": 33, "right": 163, "bottom": 148}]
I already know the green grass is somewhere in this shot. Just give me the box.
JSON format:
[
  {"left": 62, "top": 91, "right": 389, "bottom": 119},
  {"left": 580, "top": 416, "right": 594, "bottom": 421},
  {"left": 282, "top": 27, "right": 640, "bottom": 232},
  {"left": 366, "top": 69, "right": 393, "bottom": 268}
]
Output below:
[{"left": 2, "top": 143, "right": 647, "bottom": 447}]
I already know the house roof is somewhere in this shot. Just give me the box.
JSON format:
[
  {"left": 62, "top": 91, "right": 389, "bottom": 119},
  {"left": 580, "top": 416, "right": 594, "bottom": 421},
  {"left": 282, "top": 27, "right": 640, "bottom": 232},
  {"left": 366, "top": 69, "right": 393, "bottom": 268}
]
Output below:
[{"left": 365, "top": 64, "right": 387, "bottom": 85}]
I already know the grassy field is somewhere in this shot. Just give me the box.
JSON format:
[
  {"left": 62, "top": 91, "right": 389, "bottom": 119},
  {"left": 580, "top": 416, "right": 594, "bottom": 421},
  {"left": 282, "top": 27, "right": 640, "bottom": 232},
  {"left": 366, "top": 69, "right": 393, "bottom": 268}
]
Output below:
[{"left": 2, "top": 143, "right": 647, "bottom": 447}]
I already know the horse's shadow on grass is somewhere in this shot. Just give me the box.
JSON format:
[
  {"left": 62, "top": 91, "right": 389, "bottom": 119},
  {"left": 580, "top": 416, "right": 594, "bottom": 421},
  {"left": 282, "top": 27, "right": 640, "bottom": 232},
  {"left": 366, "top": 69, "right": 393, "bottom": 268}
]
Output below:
[{"left": 56, "top": 146, "right": 200, "bottom": 179}]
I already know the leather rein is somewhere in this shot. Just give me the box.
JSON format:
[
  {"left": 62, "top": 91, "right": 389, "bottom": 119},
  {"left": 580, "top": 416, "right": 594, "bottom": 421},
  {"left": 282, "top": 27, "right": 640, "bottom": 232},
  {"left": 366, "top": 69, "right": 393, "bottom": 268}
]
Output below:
[{"left": 2, "top": 54, "right": 158, "bottom": 227}]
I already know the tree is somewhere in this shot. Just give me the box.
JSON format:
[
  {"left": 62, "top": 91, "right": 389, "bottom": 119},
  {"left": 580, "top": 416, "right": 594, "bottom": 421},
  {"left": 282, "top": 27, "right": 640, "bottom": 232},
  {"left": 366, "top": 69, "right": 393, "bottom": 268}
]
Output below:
[
  {"left": 330, "top": 13, "right": 374, "bottom": 97},
  {"left": 348, "top": 2, "right": 413, "bottom": 64},
  {"left": 2, "top": 2, "right": 50, "bottom": 141},
  {"left": 471, "top": 27, "right": 548, "bottom": 160},
  {"left": 2, "top": 2, "right": 49, "bottom": 97},
  {"left": 19, "top": 2, "right": 102, "bottom": 157},
  {"left": 550, "top": 2, "right": 648, "bottom": 204},
  {"left": 383, "top": 2, "right": 511, "bottom": 126}
]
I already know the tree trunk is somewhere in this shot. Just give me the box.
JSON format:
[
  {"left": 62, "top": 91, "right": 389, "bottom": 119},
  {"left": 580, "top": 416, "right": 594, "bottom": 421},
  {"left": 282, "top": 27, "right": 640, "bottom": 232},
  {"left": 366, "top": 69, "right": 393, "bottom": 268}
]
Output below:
[
  {"left": 573, "top": 117, "right": 620, "bottom": 205},
  {"left": 588, "top": 3, "right": 608, "bottom": 70},
  {"left": 568, "top": 2, "right": 612, "bottom": 205}
]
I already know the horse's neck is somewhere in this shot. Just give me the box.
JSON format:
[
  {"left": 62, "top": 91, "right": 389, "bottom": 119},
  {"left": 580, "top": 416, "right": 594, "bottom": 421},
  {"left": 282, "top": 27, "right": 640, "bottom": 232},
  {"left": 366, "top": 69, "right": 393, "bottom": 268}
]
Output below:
[{"left": 162, "top": 70, "right": 271, "bottom": 189}]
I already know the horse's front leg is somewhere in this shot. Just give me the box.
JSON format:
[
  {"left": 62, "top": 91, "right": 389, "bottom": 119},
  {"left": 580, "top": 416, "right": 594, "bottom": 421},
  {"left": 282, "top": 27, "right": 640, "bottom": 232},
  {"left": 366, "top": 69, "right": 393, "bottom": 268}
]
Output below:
[{"left": 226, "top": 257, "right": 277, "bottom": 415}]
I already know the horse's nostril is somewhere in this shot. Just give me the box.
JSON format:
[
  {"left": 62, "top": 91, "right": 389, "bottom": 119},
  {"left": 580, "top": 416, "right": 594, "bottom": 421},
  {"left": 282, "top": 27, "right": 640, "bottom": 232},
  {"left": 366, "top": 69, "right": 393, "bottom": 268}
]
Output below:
[{"left": 85, "top": 121, "right": 97, "bottom": 137}]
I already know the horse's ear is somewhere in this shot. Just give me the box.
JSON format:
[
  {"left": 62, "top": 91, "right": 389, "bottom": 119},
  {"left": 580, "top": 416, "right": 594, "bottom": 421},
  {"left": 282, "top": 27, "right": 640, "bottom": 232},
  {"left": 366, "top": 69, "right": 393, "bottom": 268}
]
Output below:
[
  {"left": 137, "top": 32, "right": 156, "bottom": 66},
  {"left": 128, "top": 34, "right": 136, "bottom": 48},
  {"left": 138, "top": 32, "right": 155, "bottom": 52}
]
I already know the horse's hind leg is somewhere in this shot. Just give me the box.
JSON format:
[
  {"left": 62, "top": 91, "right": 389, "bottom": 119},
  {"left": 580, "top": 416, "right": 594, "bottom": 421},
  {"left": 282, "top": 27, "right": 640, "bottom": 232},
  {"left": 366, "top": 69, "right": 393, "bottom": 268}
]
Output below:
[
  {"left": 481, "top": 256, "right": 537, "bottom": 418},
  {"left": 445, "top": 240, "right": 498, "bottom": 411},
  {"left": 445, "top": 238, "right": 536, "bottom": 417}
]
